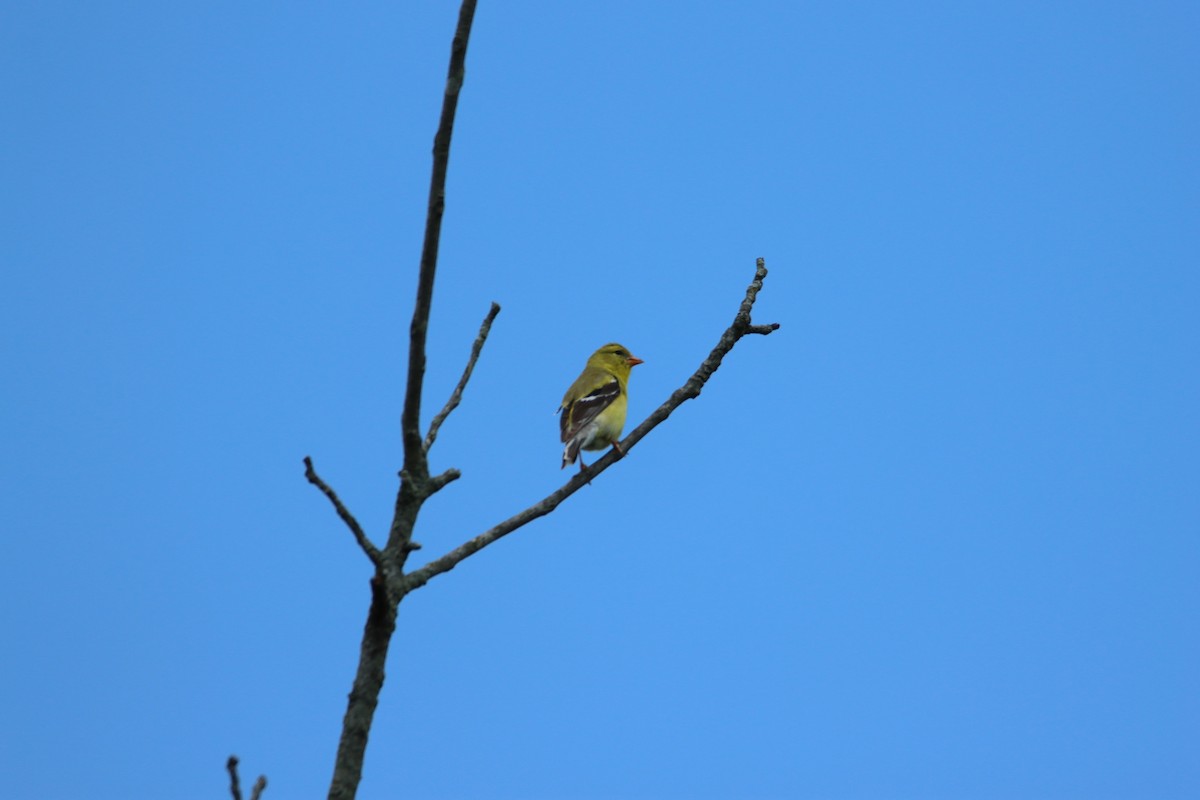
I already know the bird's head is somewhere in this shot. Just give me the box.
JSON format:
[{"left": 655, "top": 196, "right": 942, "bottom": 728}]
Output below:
[{"left": 590, "top": 343, "right": 644, "bottom": 377}]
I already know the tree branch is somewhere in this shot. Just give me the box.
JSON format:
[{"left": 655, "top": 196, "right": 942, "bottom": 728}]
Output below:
[
  {"left": 400, "top": 0, "right": 478, "bottom": 479},
  {"left": 327, "top": 575, "right": 398, "bottom": 800},
  {"left": 424, "top": 301, "right": 501, "bottom": 452},
  {"left": 314, "top": 3, "right": 777, "bottom": 798},
  {"left": 325, "top": 5, "right": 479, "bottom": 800},
  {"left": 227, "top": 756, "right": 267, "bottom": 800},
  {"left": 227, "top": 756, "right": 242, "bottom": 800},
  {"left": 304, "top": 457, "right": 381, "bottom": 565},
  {"left": 427, "top": 467, "right": 462, "bottom": 495},
  {"left": 402, "top": 258, "right": 779, "bottom": 592}
]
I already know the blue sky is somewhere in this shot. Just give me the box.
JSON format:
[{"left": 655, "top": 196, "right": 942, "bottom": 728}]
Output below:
[{"left": 2, "top": 2, "right": 1197, "bottom": 798}]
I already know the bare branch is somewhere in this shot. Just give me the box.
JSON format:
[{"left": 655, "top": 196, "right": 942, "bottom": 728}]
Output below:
[
  {"left": 317, "top": 7, "right": 779, "bottom": 800},
  {"left": 228, "top": 756, "right": 242, "bottom": 800},
  {"left": 304, "top": 457, "right": 382, "bottom": 565},
  {"left": 400, "top": 0, "right": 479, "bottom": 479},
  {"left": 427, "top": 467, "right": 462, "bottom": 495},
  {"left": 228, "top": 756, "right": 266, "bottom": 800},
  {"left": 746, "top": 323, "right": 781, "bottom": 335},
  {"left": 328, "top": 576, "right": 399, "bottom": 800},
  {"left": 424, "top": 302, "right": 501, "bottom": 452},
  {"left": 403, "top": 258, "right": 780, "bottom": 592},
  {"left": 326, "top": 5, "right": 479, "bottom": 800}
]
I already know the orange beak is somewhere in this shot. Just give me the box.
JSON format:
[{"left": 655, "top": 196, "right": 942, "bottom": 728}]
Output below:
[{"left": 627, "top": 355, "right": 644, "bottom": 367}]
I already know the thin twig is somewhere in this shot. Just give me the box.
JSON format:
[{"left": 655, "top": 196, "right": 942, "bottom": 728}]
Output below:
[
  {"left": 427, "top": 468, "right": 462, "bottom": 495},
  {"left": 400, "top": 0, "right": 479, "bottom": 478},
  {"left": 228, "top": 756, "right": 243, "bottom": 800},
  {"left": 304, "top": 456, "right": 381, "bottom": 565},
  {"left": 401, "top": 258, "right": 779, "bottom": 593},
  {"left": 424, "top": 302, "right": 501, "bottom": 452},
  {"left": 227, "top": 756, "right": 266, "bottom": 800}
]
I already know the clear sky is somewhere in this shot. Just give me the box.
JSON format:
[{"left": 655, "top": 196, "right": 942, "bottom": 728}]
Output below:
[{"left": 2, "top": 2, "right": 1197, "bottom": 799}]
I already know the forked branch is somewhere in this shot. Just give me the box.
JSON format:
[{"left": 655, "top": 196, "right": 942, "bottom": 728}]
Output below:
[
  {"left": 227, "top": 756, "right": 268, "bottom": 800},
  {"left": 324, "top": 4, "right": 480, "bottom": 800},
  {"left": 303, "top": 456, "right": 381, "bottom": 565},
  {"left": 401, "top": 0, "right": 479, "bottom": 476},
  {"left": 425, "top": 301, "right": 501, "bottom": 452}
]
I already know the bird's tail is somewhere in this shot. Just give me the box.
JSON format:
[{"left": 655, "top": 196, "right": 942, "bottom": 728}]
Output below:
[{"left": 561, "top": 438, "right": 581, "bottom": 469}]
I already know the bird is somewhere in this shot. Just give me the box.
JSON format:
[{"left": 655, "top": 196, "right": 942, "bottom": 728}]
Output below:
[{"left": 558, "top": 343, "right": 644, "bottom": 470}]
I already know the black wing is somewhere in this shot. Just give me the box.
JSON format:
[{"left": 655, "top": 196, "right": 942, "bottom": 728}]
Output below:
[{"left": 560, "top": 379, "right": 621, "bottom": 443}]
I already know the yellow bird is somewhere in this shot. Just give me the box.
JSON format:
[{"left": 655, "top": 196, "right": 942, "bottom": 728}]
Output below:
[{"left": 558, "top": 343, "right": 644, "bottom": 469}]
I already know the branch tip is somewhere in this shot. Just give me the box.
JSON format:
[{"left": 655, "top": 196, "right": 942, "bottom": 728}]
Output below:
[
  {"left": 304, "top": 456, "right": 382, "bottom": 564},
  {"left": 228, "top": 756, "right": 242, "bottom": 800},
  {"left": 425, "top": 302, "right": 502, "bottom": 451},
  {"left": 401, "top": 0, "right": 480, "bottom": 475}
]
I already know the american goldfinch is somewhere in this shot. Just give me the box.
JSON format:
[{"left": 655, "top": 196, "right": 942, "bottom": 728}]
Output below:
[{"left": 558, "top": 343, "right": 644, "bottom": 469}]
